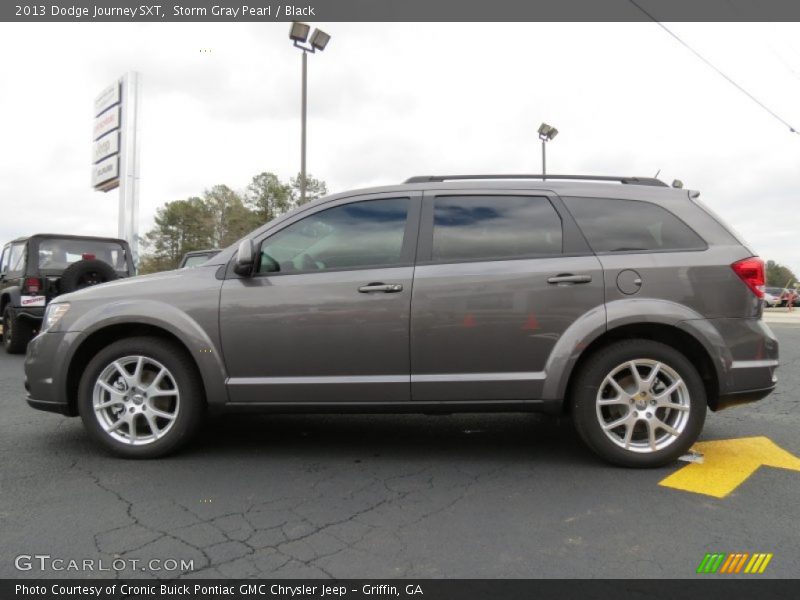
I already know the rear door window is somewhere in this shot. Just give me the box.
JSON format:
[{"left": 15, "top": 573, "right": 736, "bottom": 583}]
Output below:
[
  {"left": 563, "top": 197, "right": 706, "bottom": 253},
  {"left": 431, "top": 195, "right": 563, "bottom": 262}
]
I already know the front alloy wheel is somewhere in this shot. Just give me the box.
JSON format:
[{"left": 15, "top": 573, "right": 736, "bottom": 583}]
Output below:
[
  {"left": 78, "top": 336, "right": 204, "bottom": 458},
  {"left": 571, "top": 339, "right": 706, "bottom": 467},
  {"left": 92, "top": 356, "right": 180, "bottom": 446}
]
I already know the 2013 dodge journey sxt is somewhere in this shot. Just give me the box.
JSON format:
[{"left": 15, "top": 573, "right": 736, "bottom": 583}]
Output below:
[{"left": 23, "top": 174, "right": 779, "bottom": 466}]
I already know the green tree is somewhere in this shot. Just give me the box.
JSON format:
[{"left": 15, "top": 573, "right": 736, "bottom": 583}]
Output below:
[
  {"left": 138, "top": 172, "right": 328, "bottom": 273},
  {"left": 203, "top": 184, "right": 256, "bottom": 247},
  {"left": 765, "top": 260, "right": 798, "bottom": 288},
  {"left": 245, "top": 172, "right": 292, "bottom": 225},
  {"left": 290, "top": 173, "right": 328, "bottom": 207},
  {"left": 139, "top": 197, "right": 214, "bottom": 273}
]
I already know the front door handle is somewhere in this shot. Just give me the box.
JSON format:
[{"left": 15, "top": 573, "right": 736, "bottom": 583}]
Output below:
[
  {"left": 358, "top": 282, "right": 403, "bottom": 293},
  {"left": 547, "top": 274, "right": 592, "bottom": 284}
]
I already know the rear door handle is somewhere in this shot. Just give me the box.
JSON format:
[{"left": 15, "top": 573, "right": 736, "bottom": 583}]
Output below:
[
  {"left": 547, "top": 274, "right": 592, "bottom": 284},
  {"left": 358, "top": 282, "right": 403, "bottom": 293}
]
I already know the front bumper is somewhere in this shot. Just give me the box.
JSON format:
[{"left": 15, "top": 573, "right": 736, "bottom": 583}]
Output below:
[{"left": 24, "top": 330, "right": 78, "bottom": 416}]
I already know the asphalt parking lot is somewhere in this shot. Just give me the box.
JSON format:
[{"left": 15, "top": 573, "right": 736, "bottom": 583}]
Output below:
[{"left": 1, "top": 323, "right": 798, "bottom": 580}]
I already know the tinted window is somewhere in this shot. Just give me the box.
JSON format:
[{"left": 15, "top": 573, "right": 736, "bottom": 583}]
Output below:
[
  {"left": 0, "top": 247, "right": 8, "bottom": 273},
  {"left": 564, "top": 197, "right": 706, "bottom": 253},
  {"left": 432, "top": 195, "right": 562, "bottom": 262},
  {"left": 258, "top": 198, "right": 410, "bottom": 274}
]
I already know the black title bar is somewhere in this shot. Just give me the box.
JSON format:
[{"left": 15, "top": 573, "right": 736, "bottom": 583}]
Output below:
[
  {"left": 4, "top": 579, "right": 800, "bottom": 600},
  {"left": 4, "top": 0, "right": 800, "bottom": 22}
]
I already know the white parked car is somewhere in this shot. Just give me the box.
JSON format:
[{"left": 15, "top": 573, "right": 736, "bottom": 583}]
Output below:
[{"left": 763, "top": 290, "right": 781, "bottom": 308}]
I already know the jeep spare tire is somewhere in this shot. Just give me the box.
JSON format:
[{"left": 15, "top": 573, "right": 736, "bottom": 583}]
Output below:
[{"left": 59, "top": 259, "right": 118, "bottom": 294}]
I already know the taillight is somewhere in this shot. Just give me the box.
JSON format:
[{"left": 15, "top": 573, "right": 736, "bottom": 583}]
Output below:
[
  {"left": 731, "top": 257, "right": 765, "bottom": 298},
  {"left": 23, "top": 277, "right": 42, "bottom": 294}
]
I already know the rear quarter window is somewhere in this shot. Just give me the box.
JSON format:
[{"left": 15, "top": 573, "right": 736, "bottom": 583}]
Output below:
[{"left": 563, "top": 197, "right": 706, "bottom": 253}]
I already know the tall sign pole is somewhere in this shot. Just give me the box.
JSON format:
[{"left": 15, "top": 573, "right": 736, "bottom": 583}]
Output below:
[
  {"left": 92, "top": 72, "right": 141, "bottom": 268},
  {"left": 119, "top": 72, "right": 141, "bottom": 266}
]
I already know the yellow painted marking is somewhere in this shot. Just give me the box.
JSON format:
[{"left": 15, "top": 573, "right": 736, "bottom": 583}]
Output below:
[
  {"left": 659, "top": 436, "right": 800, "bottom": 498},
  {"left": 759, "top": 554, "right": 773, "bottom": 573}
]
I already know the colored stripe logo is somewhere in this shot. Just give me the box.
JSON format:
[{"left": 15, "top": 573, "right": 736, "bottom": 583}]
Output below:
[{"left": 696, "top": 552, "right": 773, "bottom": 574}]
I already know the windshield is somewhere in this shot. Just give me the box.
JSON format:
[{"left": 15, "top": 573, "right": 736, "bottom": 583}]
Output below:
[{"left": 38, "top": 239, "right": 128, "bottom": 272}]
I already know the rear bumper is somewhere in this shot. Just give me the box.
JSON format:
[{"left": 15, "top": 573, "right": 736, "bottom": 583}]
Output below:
[
  {"left": 714, "top": 385, "right": 776, "bottom": 411},
  {"left": 679, "top": 317, "right": 778, "bottom": 411},
  {"left": 711, "top": 318, "right": 778, "bottom": 410},
  {"left": 10, "top": 305, "right": 44, "bottom": 321}
]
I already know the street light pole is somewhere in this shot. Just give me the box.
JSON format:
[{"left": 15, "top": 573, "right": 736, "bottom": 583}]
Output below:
[
  {"left": 300, "top": 50, "right": 307, "bottom": 204},
  {"left": 541, "top": 139, "right": 546, "bottom": 180},
  {"left": 537, "top": 122, "right": 558, "bottom": 181},
  {"left": 289, "top": 22, "right": 331, "bottom": 205}
]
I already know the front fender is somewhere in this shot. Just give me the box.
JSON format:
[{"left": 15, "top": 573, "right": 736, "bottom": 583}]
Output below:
[{"left": 65, "top": 299, "right": 228, "bottom": 408}]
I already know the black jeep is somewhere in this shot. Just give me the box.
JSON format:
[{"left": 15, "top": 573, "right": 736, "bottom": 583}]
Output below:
[{"left": 0, "top": 234, "right": 134, "bottom": 353}]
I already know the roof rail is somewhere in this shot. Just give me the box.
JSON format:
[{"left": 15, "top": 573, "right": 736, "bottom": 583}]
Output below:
[{"left": 403, "top": 174, "right": 669, "bottom": 187}]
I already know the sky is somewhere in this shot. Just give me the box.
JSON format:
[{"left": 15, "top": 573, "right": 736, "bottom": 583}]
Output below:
[{"left": 0, "top": 22, "right": 799, "bottom": 273}]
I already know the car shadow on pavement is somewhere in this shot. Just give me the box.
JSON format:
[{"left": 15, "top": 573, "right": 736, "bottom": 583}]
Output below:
[
  {"left": 173, "top": 412, "right": 598, "bottom": 466},
  {"left": 29, "top": 409, "right": 601, "bottom": 467}
]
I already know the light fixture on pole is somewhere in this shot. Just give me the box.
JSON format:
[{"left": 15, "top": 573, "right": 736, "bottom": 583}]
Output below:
[
  {"left": 538, "top": 123, "right": 558, "bottom": 180},
  {"left": 289, "top": 22, "right": 331, "bottom": 204}
]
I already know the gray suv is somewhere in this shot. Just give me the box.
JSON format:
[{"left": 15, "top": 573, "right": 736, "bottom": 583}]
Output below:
[{"left": 24, "top": 175, "right": 778, "bottom": 466}]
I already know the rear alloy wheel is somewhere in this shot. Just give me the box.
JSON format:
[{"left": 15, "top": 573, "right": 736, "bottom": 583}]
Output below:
[
  {"left": 3, "top": 306, "right": 34, "bottom": 354},
  {"left": 78, "top": 337, "right": 204, "bottom": 458},
  {"left": 571, "top": 339, "right": 706, "bottom": 467}
]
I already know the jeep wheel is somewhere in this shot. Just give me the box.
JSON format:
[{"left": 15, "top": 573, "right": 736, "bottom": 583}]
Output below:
[
  {"left": 3, "top": 306, "right": 34, "bottom": 354},
  {"left": 78, "top": 337, "right": 205, "bottom": 458},
  {"left": 571, "top": 339, "right": 706, "bottom": 468}
]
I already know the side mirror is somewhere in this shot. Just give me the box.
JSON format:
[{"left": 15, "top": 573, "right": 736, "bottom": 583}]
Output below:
[{"left": 234, "top": 239, "right": 255, "bottom": 277}]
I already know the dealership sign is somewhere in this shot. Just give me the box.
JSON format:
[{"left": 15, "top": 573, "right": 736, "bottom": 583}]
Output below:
[
  {"left": 90, "top": 72, "right": 141, "bottom": 265},
  {"left": 92, "top": 154, "right": 119, "bottom": 190},
  {"left": 94, "top": 82, "right": 120, "bottom": 116},
  {"left": 92, "top": 130, "right": 119, "bottom": 163},
  {"left": 92, "top": 80, "right": 122, "bottom": 191}
]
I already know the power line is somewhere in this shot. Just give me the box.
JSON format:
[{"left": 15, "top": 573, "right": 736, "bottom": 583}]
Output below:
[{"left": 629, "top": 0, "right": 799, "bottom": 134}]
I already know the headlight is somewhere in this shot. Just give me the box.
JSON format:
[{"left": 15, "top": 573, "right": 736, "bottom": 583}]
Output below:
[{"left": 42, "top": 303, "right": 70, "bottom": 332}]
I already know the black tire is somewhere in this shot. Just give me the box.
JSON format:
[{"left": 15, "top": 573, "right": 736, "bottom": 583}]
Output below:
[
  {"left": 571, "top": 339, "right": 706, "bottom": 468},
  {"left": 59, "top": 259, "right": 118, "bottom": 294},
  {"left": 77, "top": 336, "right": 205, "bottom": 458},
  {"left": 3, "top": 306, "right": 34, "bottom": 354}
]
